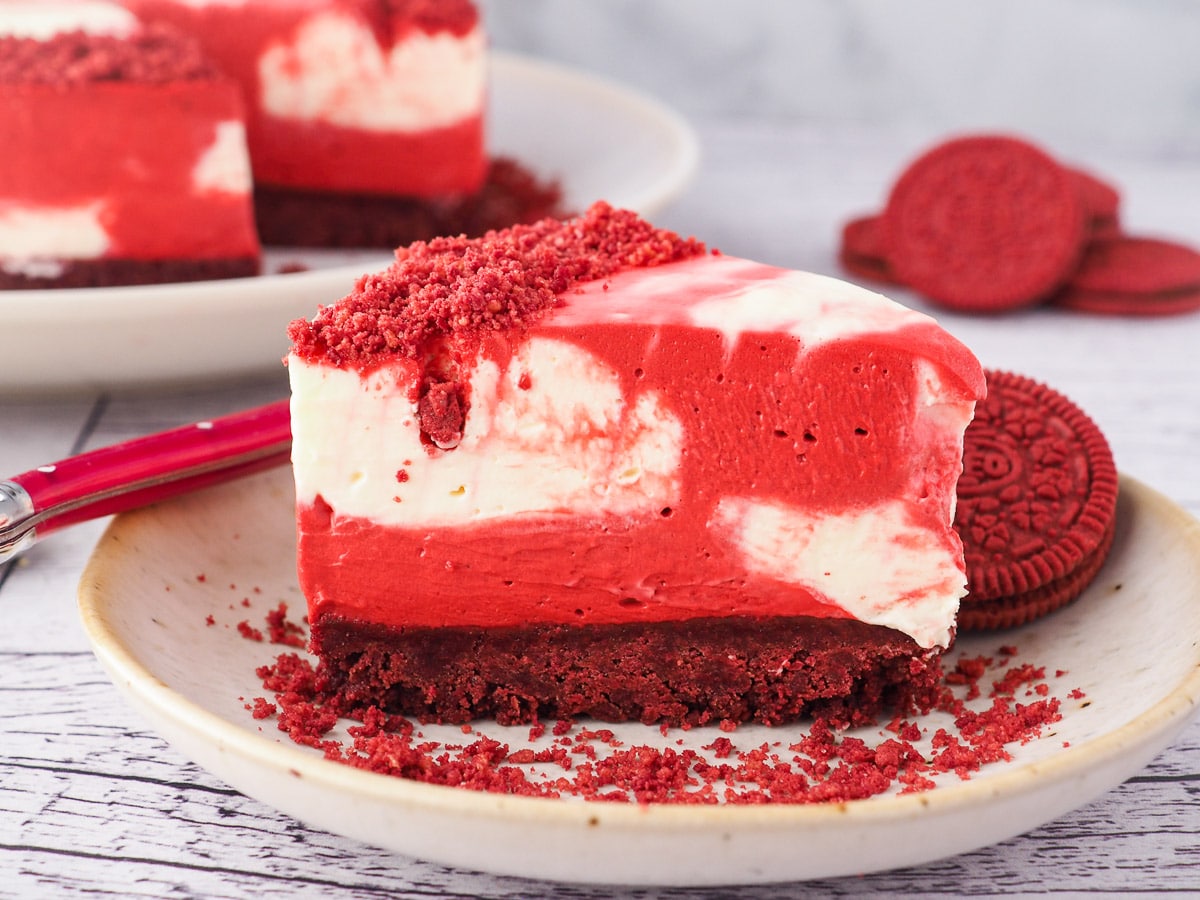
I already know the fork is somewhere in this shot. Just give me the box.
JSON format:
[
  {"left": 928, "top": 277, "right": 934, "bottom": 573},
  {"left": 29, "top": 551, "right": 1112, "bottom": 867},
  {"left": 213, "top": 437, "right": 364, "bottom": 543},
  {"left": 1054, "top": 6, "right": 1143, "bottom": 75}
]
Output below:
[{"left": 0, "top": 400, "right": 291, "bottom": 563}]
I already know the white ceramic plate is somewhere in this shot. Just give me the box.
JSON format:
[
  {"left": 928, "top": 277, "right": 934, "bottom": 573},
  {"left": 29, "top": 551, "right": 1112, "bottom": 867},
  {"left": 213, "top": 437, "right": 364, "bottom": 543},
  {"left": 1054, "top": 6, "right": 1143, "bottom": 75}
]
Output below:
[
  {"left": 5, "top": 53, "right": 699, "bottom": 393},
  {"left": 77, "top": 471, "right": 1200, "bottom": 886}
]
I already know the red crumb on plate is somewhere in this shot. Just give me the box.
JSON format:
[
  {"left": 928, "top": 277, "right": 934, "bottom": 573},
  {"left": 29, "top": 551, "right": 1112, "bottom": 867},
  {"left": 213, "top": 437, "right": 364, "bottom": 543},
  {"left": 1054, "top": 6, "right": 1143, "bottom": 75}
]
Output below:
[
  {"left": 249, "top": 697, "right": 277, "bottom": 719},
  {"left": 238, "top": 607, "right": 1073, "bottom": 804},
  {"left": 265, "top": 602, "right": 307, "bottom": 648},
  {"left": 236, "top": 621, "right": 263, "bottom": 642}
]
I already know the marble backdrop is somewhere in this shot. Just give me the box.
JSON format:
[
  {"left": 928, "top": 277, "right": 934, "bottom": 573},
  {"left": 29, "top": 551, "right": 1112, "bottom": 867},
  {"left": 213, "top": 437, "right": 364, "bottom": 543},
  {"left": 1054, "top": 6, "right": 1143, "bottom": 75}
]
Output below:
[{"left": 481, "top": 0, "right": 1200, "bottom": 155}]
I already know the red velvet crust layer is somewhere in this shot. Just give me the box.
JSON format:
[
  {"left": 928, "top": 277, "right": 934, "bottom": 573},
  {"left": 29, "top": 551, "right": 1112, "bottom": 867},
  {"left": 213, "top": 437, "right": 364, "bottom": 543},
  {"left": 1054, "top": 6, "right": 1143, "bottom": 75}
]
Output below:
[
  {"left": 254, "top": 158, "right": 565, "bottom": 248},
  {"left": 310, "top": 615, "right": 945, "bottom": 728},
  {"left": 0, "top": 256, "right": 259, "bottom": 290}
]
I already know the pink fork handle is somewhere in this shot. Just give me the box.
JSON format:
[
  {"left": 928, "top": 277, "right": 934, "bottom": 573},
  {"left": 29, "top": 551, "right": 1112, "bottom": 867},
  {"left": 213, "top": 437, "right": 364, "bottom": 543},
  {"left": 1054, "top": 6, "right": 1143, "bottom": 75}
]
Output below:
[{"left": 1, "top": 399, "right": 291, "bottom": 559}]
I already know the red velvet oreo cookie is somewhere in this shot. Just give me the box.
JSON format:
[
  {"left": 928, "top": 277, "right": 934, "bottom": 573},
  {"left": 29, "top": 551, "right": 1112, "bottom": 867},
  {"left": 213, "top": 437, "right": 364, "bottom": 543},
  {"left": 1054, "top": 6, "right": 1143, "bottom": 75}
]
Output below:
[
  {"left": 1054, "top": 285, "right": 1200, "bottom": 317},
  {"left": 1052, "top": 235, "right": 1200, "bottom": 316},
  {"left": 1069, "top": 235, "right": 1200, "bottom": 294},
  {"left": 882, "top": 136, "right": 1088, "bottom": 313},
  {"left": 838, "top": 214, "right": 900, "bottom": 284},
  {"left": 957, "top": 517, "right": 1116, "bottom": 631},
  {"left": 1067, "top": 166, "right": 1122, "bottom": 237},
  {"left": 955, "top": 370, "right": 1119, "bottom": 629}
]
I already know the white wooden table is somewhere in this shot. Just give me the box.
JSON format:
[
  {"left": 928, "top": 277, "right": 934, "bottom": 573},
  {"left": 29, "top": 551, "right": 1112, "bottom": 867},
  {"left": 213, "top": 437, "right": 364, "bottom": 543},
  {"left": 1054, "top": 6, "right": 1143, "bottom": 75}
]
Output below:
[{"left": 3, "top": 122, "right": 1199, "bottom": 898}]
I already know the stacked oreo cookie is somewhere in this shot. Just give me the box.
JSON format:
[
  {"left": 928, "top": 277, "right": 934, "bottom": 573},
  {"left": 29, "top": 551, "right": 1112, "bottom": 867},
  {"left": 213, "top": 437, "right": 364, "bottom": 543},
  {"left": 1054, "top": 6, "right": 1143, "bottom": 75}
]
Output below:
[
  {"left": 955, "top": 370, "right": 1119, "bottom": 630},
  {"left": 841, "top": 134, "right": 1200, "bottom": 317}
]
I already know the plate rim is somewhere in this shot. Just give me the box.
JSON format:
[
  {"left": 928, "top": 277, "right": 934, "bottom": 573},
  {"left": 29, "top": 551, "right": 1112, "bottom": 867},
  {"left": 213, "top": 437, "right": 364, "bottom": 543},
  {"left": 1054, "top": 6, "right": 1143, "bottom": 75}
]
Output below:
[
  {"left": 486, "top": 50, "right": 701, "bottom": 216},
  {"left": 76, "top": 472, "right": 1200, "bottom": 835}
]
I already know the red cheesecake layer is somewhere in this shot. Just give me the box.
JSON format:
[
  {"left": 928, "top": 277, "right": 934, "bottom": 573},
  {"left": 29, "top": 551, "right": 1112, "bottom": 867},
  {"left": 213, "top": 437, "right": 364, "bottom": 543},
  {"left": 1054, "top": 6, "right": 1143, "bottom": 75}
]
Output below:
[{"left": 251, "top": 110, "right": 484, "bottom": 198}]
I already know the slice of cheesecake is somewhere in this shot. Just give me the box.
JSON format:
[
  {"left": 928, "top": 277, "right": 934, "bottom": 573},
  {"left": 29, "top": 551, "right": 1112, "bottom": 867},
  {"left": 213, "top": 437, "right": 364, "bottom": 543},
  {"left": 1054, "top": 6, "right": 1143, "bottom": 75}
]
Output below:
[
  {"left": 0, "top": 1, "right": 259, "bottom": 289},
  {"left": 286, "top": 203, "right": 986, "bottom": 727}
]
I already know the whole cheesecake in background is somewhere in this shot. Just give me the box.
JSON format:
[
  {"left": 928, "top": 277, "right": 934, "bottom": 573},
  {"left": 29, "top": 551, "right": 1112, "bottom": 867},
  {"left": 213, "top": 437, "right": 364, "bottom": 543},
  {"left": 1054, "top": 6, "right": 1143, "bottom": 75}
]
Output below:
[
  {"left": 121, "top": 0, "right": 538, "bottom": 248},
  {"left": 0, "top": 1, "right": 260, "bottom": 289},
  {"left": 286, "top": 203, "right": 987, "bottom": 728}
]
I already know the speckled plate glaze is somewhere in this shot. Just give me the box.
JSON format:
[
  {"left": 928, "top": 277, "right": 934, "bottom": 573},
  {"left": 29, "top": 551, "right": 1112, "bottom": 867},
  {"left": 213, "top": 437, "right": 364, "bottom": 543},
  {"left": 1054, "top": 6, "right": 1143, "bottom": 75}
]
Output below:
[
  {"left": 78, "top": 470, "right": 1200, "bottom": 887},
  {"left": 4, "top": 53, "right": 699, "bottom": 392}
]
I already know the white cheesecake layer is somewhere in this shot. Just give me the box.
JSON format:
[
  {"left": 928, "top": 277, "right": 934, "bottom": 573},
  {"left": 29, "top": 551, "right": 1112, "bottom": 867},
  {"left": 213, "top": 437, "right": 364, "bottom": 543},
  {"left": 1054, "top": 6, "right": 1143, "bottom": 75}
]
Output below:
[
  {"left": 0, "top": 204, "right": 110, "bottom": 261},
  {"left": 191, "top": 120, "right": 254, "bottom": 194},
  {"left": 290, "top": 337, "right": 685, "bottom": 526},
  {"left": 712, "top": 496, "right": 965, "bottom": 649},
  {"left": 259, "top": 13, "right": 485, "bottom": 132},
  {"left": 0, "top": 2, "right": 137, "bottom": 39}
]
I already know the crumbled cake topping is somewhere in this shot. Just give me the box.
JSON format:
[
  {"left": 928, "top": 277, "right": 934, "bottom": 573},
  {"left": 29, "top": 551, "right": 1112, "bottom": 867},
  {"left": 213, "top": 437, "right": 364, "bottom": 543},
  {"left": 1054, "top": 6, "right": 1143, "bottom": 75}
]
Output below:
[
  {"left": 287, "top": 202, "right": 707, "bottom": 370},
  {"left": 0, "top": 25, "right": 219, "bottom": 84}
]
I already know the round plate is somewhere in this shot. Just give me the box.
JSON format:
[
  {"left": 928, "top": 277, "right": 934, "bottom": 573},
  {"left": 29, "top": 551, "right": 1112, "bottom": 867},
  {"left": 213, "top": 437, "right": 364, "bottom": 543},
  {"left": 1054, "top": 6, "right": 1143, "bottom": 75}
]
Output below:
[
  {"left": 77, "top": 470, "right": 1200, "bottom": 886},
  {"left": 3, "top": 53, "right": 699, "bottom": 393}
]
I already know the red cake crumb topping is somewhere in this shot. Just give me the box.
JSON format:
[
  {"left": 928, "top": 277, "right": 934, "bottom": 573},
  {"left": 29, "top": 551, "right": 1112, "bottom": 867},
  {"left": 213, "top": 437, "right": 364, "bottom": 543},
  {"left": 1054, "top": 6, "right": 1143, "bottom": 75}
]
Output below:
[
  {"left": 287, "top": 202, "right": 706, "bottom": 371},
  {"left": 0, "top": 26, "right": 219, "bottom": 84},
  {"left": 265, "top": 603, "right": 307, "bottom": 648},
  {"left": 241, "top": 606, "right": 1071, "bottom": 805},
  {"left": 236, "top": 620, "right": 263, "bottom": 642},
  {"left": 416, "top": 381, "right": 465, "bottom": 449}
]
